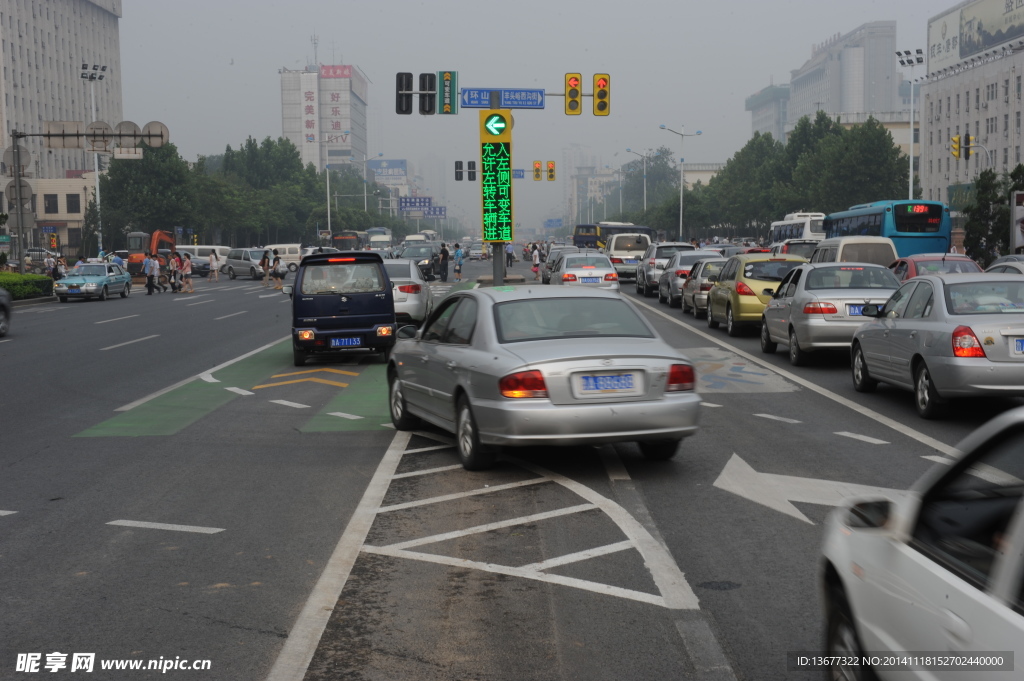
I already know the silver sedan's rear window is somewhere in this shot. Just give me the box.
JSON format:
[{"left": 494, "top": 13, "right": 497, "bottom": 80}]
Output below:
[
  {"left": 946, "top": 281, "right": 1024, "bottom": 315},
  {"left": 805, "top": 266, "right": 898, "bottom": 290},
  {"left": 494, "top": 298, "right": 654, "bottom": 343},
  {"left": 563, "top": 256, "right": 613, "bottom": 268}
]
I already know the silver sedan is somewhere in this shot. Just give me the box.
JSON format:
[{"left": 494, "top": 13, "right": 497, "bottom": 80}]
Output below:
[
  {"left": 761, "top": 263, "right": 899, "bottom": 366},
  {"left": 656, "top": 251, "right": 723, "bottom": 308},
  {"left": 384, "top": 259, "right": 435, "bottom": 325},
  {"left": 548, "top": 252, "right": 619, "bottom": 290},
  {"left": 387, "top": 286, "right": 702, "bottom": 469},
  {"left": 851, "top": 273, "right": 1024, "bottom": 418}
]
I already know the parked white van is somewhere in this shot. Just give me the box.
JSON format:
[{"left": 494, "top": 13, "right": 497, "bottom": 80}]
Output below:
[
  {"left": 809, "top": 236, "right": 898, "bottom": 267},
  {"left": 265, "top": 243, "right": 303, "bottom": 271},
  {"left": 175, "top": 245, "right": 230, "bottom": 276}
]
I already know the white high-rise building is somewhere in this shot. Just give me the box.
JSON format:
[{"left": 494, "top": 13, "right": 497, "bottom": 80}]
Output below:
[
  {"left": 0, "top": 0, "right": 123, "bottom": 180},
  {"left": 279, "top": 64, "right": 368, "bottom": 174}
]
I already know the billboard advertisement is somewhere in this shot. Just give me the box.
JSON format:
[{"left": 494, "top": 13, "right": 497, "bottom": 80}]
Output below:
[
  {"left": 299, "top": 71, "right": 320, "bottom": 169},
  {"left": 928, "top": 0, "right": 1024, "bottom": 71},
  {"left": 368, "top": 159, "right": 407, "bottom": 186}
]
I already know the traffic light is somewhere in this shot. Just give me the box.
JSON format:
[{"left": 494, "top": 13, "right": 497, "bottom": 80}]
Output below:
[
  {"left": 593, "top": 74, "right": 610, "bottom": 116},
  {"left": 419, "top": 73, "right": 436, "bottom": 115},
  {"left": 533, "top": 161, "right": 542, "bottom": 181},
  {"left": 49, "top": 234, "right": 57, "bottom": 249},
  {"left": 964, "top": 134, "right": 972, "bottom": 160},
  {"left": 455, "top": 160, "right": 464, "bottom": 181},
  {"left": 951, "top": 134, "right": 961, "bottom": 159},
  {"left": 546, "top": 161, "right": 556, "bottom": 181},
  {"left": 565, "top": 73, "right": 582, "bottom": 115},
  {"left": 467, "top": 161, "right": 477, "bottom": 182},
  {"left": 396, "top": 72, "right": 413, "bottom": 115}
]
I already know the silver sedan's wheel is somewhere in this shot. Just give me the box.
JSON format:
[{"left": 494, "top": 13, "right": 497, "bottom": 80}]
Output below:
[
  {"left": 788, "top": 328, "right": 808, "bottom": 366},
  {"left": 914, "top": 363, "right": 945, "bottom": 419},
  {"left": 456, "top": 396, "right": 495, "bottom": 471},
  {"left": 760, "top": 319, "right": 778, "bottom": 354},
  {"left": 0, "top": 308, "right": 8, "bottom": 337},
  {"left": 389, "top": 372, "right": 420, "bottom": 430},
  {"left": 851, "top": 345, "right": 877, "bottom": 393}
]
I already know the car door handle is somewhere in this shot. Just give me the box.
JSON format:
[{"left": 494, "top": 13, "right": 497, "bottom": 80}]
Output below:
[
  {"left": 941, "top": 609, "right": 972, "bottom": 645},
  {"left": 909, "top": 331, "right": 917, "bottom": 338},
  {"left": 446, "top": 361, "right": 457, "bottom": 370}
]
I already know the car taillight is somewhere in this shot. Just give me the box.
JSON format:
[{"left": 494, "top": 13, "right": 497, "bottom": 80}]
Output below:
[
  {"left": 666, "top": 364, "right": 695, "bottom": 392},
  {"left": 952, "top": 325, "right": 986, "bottom": 358},
  {"left": 780, "top": 244, "right": 789, "bottom": 253},
  {"left": 298, "top": 330, "right": 314, "bottom": 341},
  {"left": 499, "top": 370, "right": 549, "bottom": 398},
  {"left": 604, "top": 272, "right": 618, "bottom": 281},
  {"left": 562, "top": 273, "right": 578, "bottom": 282},
  {"left": 397, "top": 284, "right": 421, "bottom": 294},
  {"left": 735, "top": 281, "right": 756, "bottom": 296},
  {"left": 648, "top": 259, "right": 656, "bottom": 267},
  {"left": 803, "top": 302, "right": 838, "bottom": 314},
  {"left": 675, "top": 269, "right": 690, "bottom": 278},
  {"left": 610, "top": 257, "right": 623, "bottom": 264},
  {"left": 699, "top": 283, "right": 713, "bottom": 292}
]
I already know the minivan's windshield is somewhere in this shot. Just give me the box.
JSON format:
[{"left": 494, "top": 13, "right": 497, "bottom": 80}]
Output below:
[{"left": 301, "top": 262, "right": 385, "bottom": 294}]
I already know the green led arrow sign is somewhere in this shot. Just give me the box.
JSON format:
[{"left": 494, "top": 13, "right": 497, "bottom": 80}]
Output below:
[{"left": 484, "top": 113, "right": 507, "bottom": 135}]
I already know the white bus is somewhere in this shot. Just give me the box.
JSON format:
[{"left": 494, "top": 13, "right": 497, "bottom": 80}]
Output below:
[{"left": 768, "top": 212, "right": 826, "bottom": 245}]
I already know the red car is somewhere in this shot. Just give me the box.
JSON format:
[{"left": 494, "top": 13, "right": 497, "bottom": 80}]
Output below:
[{"left": 888, "top": 253, "right": 981, "bottom": 281}]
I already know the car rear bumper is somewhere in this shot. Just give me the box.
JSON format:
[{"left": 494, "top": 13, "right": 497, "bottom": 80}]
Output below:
[
  {"left": 733, "top": 296, "right": 769, "bottom": 323},
  {"left": 562, "top": 281, "right": 620, "bottom": 291},
  {"left": 692, "top": 291, "right": 709, "bottom": 309},
  {"left": 474, "top": 392, "right": 701, "bottom": 446},
  {"left": 613, "top": 264, "right": 639, "bottom": 278},
  {"left": 794, "top": 318, "right": 866, "bottom": 349},
  {"left": 293, "top": 324, "right": 396, "bottom": 354},
  {"left": 394, "top": 299, "right": 428, "bottom": 323},
  {"left": 929, "top": 356, "right": 1024, "bottom": 396}
]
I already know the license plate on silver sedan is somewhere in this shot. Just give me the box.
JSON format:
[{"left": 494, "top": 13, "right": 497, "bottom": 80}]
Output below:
[
  {"left": 330, "top": 337, "right": 361, "bottom": 348},
  {"left": 574, "top": 372, "right": 642, "bottom": 397},
  {"left": 1015, "top": 338, "right": 1024, "bottom": 355},
  {"left": 847, "top": 305, "right": 864, "bottom": 316},
  {"left": 580, "top": 277, "right": 600, "bottom": 283},
  {"left": 624, "top": 259, "right": 637, "bottom": 265}
]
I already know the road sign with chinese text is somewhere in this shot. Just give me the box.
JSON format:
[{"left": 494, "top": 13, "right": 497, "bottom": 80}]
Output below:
[
  {"left": 461, "top": 88, "right": 545, "bottom": 109},
  {"left": 479, "top": 109, "right": 513, "bottom": 242},
  {"left": 399, "top": 196, "right": 432, "bottom": 211},
  {"left": 425, "top": 206, "right": 447, "bottom": 218},
  {"left": 438, "top": 71, "right": 458, "bottom": 114}
]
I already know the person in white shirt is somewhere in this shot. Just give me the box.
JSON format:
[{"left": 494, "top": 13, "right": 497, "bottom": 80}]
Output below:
[{"left": 208, "top": 251, "right": 220, "bottom": 282}]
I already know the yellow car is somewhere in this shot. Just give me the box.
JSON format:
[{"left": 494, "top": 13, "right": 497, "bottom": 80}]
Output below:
[{"left": 706, "top": 253, "right": 807, "bottom": 337}]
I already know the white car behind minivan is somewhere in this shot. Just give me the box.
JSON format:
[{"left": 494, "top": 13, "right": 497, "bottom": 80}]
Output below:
[{"left": 605, "top": 233, "right": 651, "bottom": 279}]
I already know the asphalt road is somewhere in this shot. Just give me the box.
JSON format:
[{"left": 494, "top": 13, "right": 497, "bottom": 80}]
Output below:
[{"left": 0, "top": 257, "right": 1003, "bottom": 680}]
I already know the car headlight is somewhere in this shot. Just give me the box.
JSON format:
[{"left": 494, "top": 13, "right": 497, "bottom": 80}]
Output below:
[
  {"left": 83, "top": 283, "right": 98, "bottom": 290},
  {"left": 418, "top": 259, "right": 429, "bottom": 266}
]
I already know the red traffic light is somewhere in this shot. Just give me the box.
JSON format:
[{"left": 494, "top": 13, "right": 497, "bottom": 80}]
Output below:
[
  {"left": 596, "top": 77, "right": 608, "bottom": 88},
  {"left": 534, "top": 161, "right": 542, "bottom": 169},
  {"left": 547, "top": 161, "right": 555, "bottom": 169},
  {"left": 567, "top": 76, "right": 580, "bottom": 88}
]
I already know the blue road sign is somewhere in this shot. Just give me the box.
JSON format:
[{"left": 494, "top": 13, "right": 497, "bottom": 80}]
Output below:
[
  {"left": 544, "top": 218, "right": 564, "bottom": 229},
  {"left": 461, "top": 88, "right": 545, "bottom": 109},
  {"left": 425, "top": 206, "right": 447, "bottom": 218},
  {"left": 512, "top": 169, "right": 524, "bottom": 179}
]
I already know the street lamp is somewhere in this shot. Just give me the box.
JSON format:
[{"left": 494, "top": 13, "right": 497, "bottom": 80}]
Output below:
[
  {"left": 625, "top": 148, "right": 659, "bottom": 212},
  {"left": 896, "top": 49, "right": 924, "bottom": 200},
  {"left": 660, "top": 125, "right": 702, "bottom": 241},
  {"left": 81, "top": 62, "right": 107, "bottom": 254},
  {"left": 347, "top": 151, "right": 383, "bottom": 211},
  {"left": 605, "top": 165, "right": 623, "bottom": 215}
]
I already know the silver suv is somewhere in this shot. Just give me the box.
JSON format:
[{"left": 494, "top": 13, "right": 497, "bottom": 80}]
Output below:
[
  {"left": 636, "top": 242, "right": 695, "bottom": 297},
  {"left": 224, "top": 248, "right": 268, "bottom": 280}
]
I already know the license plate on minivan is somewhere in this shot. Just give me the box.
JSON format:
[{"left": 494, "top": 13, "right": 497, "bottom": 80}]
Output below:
[{"left": 330, "top": 337, "right": 361, "bottom": 348}]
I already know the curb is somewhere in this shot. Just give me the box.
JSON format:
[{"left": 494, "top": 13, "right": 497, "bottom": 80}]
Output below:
[{"left": 13, "top": 296, "right": 57, "bottom": 308}]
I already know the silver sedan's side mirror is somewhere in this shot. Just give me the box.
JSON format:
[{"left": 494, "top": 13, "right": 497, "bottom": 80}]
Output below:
[
  {"left": 656, "top": 262, "right": 665, "bottom": 270},
  {"left": 397, "top": 325, "right": 418, "bottom": 339}
]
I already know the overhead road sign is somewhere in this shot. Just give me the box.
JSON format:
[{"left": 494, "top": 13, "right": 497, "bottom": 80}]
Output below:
[
  {"left": 513, "top": 169, "right": 525, "bottom": 179},
  {"left": 461, "top": 88, "right": 545, "bottom": 109},
  {"left": 425, "top": 206, "right": 447, "bottom": 218},
  {"left": 399, "top": 196, "right": 432, "bottom": 211},
  {"left": 544, "top": 219, "right": 563, "bottom": 229},
  {"left": 438, "top": 71, "right": 458, "bottom": 114}
]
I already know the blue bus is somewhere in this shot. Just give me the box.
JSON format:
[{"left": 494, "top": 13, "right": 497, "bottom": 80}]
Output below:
[
  {"left": 573, "top": 222, "right": 657, "bottom": 249},
  {"left": 823, "top": 200, "right": 952, "bottom": 257}
]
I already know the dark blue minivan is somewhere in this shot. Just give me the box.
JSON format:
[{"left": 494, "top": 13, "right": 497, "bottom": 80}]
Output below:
[{"left": 285, "top": 251, "right": 396, "bottom": 366}]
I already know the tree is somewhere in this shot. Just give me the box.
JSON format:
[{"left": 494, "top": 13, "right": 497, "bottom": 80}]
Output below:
[
  {"left": 962, "top": 168, "right": 1009, "bottom": 266},
  {"left": 100, "top": 142, "right": 194, "bottom": 241}
]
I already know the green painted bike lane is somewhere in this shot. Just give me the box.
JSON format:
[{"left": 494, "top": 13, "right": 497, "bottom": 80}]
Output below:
[{"left": 77, "top": 339, "right": 392, "bottom": 437}]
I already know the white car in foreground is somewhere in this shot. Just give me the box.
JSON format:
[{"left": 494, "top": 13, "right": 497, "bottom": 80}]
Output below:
[{"left": 820, "top": 406, "right": 1024, "bottom": 680}]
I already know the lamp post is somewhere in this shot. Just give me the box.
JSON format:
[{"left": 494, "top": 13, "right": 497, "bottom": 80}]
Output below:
[
  {"left": 896, "top": 49, "right": 924, "bottom": 201},
  {"left": 81, "top": 63, "right": 107, "bottom": 254},
  {"left": 660, "top": 125, "right": 702, "bottom": 241},
  {"left": 625, "top": 148, "right": 658, "bottom": 212}
]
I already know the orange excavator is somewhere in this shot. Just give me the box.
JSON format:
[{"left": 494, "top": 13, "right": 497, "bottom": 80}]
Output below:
[{"left": 125, "top": 230, "right": 176, "bottom": 279}]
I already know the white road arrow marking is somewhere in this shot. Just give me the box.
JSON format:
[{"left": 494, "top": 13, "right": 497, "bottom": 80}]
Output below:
[{"left": 712, "top": 454, "right": 906, "bottom": 525}]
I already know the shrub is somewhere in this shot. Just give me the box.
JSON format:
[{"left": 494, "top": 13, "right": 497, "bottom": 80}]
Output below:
[{"left": 0, "top": 272, "right": 52, "bottom": 299}]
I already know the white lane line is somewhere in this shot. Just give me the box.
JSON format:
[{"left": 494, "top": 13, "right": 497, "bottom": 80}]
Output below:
[
  {"left": 214, "top": 311, "right": 247, "bottom": 320},
  {"left": 391, "top": 464, "right": 464, "bottom": 479},
  {"left": 520, "top": 540, "right": 635, "bottom": 571},
  {"left": 0, "top": 510, "right": 17, "bottom": 516},
  {"left": 280, "top": 299, "right": 291, "bottom": 304},
  {"left": 404, "top": 444, "right": 454, "bottom": 454},
  {"left": 600, "top": 450, "right": 631, "bottom": 481},
  {"left": 377, "top": 477, "right": 551, "bottom": 513},
  {"left": 327, "top": 411, "right": 364, "bottom": 420},
  {"left": 94, "top": 314, "right": 139, "bottom": 324},
  {"left": 835, "top": 431, "right": 890, "bottom": 445},
  {"left": 754, "top": 413, "right": 802, "bottom": 424},
  {"left": 363, "top": 545, "right": 664, "bottom": 608},
  {"left": 265, "top": 431, "right": 411, "bottom": 681},
  {"left": 99, "top": 334, "right": 159, "bottom": 351},
  {"left": 632, "top": 298, "right": 959, "bottom": 458},
  {"left": 0, "top": 339, "right": 12, "bottom": 344},
  {"left": 675, "top": 619, "right": 739, "bottom": 680},
  {"left": 172, "top": 294, "right": 208, "bottom": 301},
  {"left": 271, "top": 400, "right": 310, "bottom": 409},
  {"left": 260, "top": 293, "right": 281, "bottom": 299},
  {"left": 225, "top": 387, "right": 254, "bottom": 396},
  {"left": 116, "top": 336, "right": 288, "bottom": 410},
  {"left": 923, "top": 455, "right": 955, "bottom": 464},
  {"left": 379, "top": 423, "right": 396, "bottom": 428},
  {"left": 700, "top": 402, "right": 722, "bottom": 408},
  {"left": 379, "top": 504, "right": 597, "bottom": 551},
  {"left": 106, "top": 519, "right": 224, "bottom": 534},
  {"left": 245, "top": 289, "right": 266, "bottom": 295},
  {"left": 187, "top": 299, "right": 213, "bottom": 306}
]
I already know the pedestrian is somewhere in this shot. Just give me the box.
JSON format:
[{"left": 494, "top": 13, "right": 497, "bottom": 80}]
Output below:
[
  {"left": 271, "top": 249, "right": 285, "bottom": 290},
  {"left": 531, "top": 243, "right": 541, "bottom": 281},
  {"left": 44, "top": 253, "right": 55, "bottom": 278},
  {"left": 439, "top": 243, "right": 450, "bottom": 282},
  {"left": 143, "top": 253, "right": 156, "bottom": 295},
  {"left": 167, "top": 251, "right": 180, "bottom": 292},
  {"left": 181, "top": 253, "right": 195, "bottom": 292},
  {"left": 505, "top": 242, "right": 515, "bottom": 267},
  {"left": 453, "top": 243, "right": 464, "bottom": 282},
  {"left": 154, "top": 253, "right": 167, "bottom": 292},
  {"left": 111, "top": 252, "right": 125, "bottom": 268},
  {"left": 208, "top": 250, "right": 220, "bottom": 282},
  {"left": 75, "top": 255, "right": 86, "bottom": 267},
  {"left": 259, "top": 250, "right": 271, "bottom": 287}
]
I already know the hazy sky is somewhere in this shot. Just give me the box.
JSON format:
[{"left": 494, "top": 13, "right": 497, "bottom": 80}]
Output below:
[{"left": 120, "top": 0, "right": 941, "bottom": 232}]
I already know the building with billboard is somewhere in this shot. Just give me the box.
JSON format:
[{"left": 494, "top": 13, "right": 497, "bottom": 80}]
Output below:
[
  {"left": 280, "top": 64, "right": 368, "bottom": 174},
  {"left": 920, "top": 0, "right": 1024, "bottom": 206}
]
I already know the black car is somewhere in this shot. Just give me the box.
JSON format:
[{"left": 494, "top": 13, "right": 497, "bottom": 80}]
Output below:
[
  {"left": 399, "top": 243, "right": 442, "bottom": 280},
  {"left": 0, "top": 286, "right": 10, "bottom": 337},
  {"left": 284, "top": 251, "right": 396, "bottom": 366}
]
